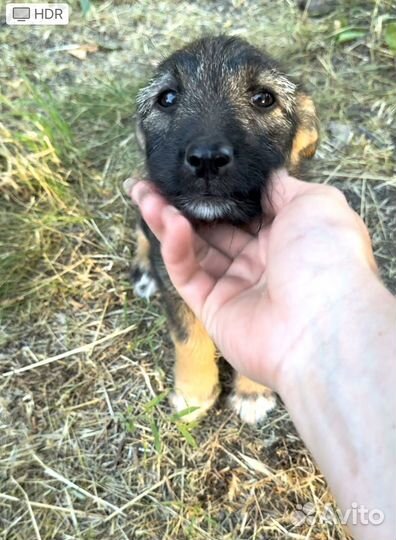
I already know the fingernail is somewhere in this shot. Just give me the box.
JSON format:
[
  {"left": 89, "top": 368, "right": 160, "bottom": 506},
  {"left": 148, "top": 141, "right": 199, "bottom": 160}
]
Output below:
[
  {"left": 131, "top": 182, "right": 155, "bottom": 206},
  {"left": 165, "top": 205, "right": 180, "bottom": 217},
  {"left": 123, "top": 177, "right": 135, "bottom": 195}
]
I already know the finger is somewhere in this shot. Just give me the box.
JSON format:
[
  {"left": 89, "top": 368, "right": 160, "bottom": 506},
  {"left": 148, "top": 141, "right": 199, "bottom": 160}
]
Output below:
[
  {"left": 266, "top": 168, "right": 312, "bottom": 215},
  {"left": 134, "top": 184, "right": 171, "bottom": 242},
  {"left": 220, "top": 239, "right": 266, "bottom": 285},
  {"left": 200, "top": 222, "right": 271, "bottom": 272},
  {"left": 160, "top": 207, "right": 216, "bottom": 316},
  {"left": 133, "top": 182, "right": 234, "bottom": 278},
  {"left": 196, "top": 243, "right": 234, "bottom": 279},
  {"left": 131, "top": 180, "right": 161, "bottom": 206},
  {"left": 268, "top": 169, "right": 348, "bottom": 216},
  {"left": 198, "top": 223, "right": 255, "bottom": 258}
]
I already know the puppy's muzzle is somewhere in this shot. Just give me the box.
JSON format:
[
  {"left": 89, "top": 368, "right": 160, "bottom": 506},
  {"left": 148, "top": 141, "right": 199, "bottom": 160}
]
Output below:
[{"left": 185, "top": 138, "right": 234, "bottom": 178}]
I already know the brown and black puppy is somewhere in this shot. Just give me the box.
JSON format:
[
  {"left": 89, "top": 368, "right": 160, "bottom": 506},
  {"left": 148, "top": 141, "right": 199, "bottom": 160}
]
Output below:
[{"left": 132, "top": 36, "right": 319, "bottom": 424}]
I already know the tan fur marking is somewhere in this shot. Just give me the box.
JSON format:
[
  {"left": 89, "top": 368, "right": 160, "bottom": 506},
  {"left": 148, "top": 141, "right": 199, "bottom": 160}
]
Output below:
[
  {"left": 291, "top": 129, "right": 318, "bottom": 160},
  {"left": 173, "top": 310, "right": 219, "bottom": 410},
  {"left": 234, "top": 373, "right": 273, "bottom": 398},
  {"left": 290, "top": 94, "right": 319, "bottom": 170},
  {"left": 134, "top": 227, "right": 151, "bottom": 271}
]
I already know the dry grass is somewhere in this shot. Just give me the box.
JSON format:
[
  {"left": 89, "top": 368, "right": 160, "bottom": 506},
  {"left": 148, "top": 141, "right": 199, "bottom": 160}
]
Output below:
[{"left": 1, "top": 0, "right": 395, "bottom": 538}]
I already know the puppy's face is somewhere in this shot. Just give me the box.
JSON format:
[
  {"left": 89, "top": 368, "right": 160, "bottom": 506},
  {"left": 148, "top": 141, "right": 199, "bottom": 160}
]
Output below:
[{"left": 137, "top": 36, "right": 318, "bottom": 224}]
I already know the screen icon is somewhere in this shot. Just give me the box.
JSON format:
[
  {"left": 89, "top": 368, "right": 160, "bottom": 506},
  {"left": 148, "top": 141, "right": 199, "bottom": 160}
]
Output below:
[{"left": 12, "top": 7, "right": 30, "bottom": 21}]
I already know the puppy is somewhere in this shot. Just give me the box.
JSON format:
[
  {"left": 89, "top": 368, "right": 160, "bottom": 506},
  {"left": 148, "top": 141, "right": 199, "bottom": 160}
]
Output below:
[{"left": 132, "top": 36, "right": 319, "bottom": 424}]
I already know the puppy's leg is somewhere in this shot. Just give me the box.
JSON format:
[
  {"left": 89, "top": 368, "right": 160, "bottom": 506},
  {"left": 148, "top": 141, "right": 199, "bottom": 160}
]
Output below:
[
  {"left": 229, "top": 374, "right": 277, "bottom": 425},
  {"left": 170, "top": 308, "right": 220, "bottom": 422},
  {"left": 131, "top": 225, "right": 158, "bottom": 300}
]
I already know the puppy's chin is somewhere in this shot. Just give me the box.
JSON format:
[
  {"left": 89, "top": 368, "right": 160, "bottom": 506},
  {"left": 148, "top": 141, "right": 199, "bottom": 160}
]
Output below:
[
  {"left": 180, "top": 199, "right": 238, "bottom": 221},
  {"left": 173, "top": 196, "right": 262, "bottom": 225}
]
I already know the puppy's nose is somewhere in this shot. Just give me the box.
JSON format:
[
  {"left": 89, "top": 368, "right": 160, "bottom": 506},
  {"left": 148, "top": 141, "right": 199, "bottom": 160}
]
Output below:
[{"left": 185, "top": 142, "right": 233, "bottom": 177}]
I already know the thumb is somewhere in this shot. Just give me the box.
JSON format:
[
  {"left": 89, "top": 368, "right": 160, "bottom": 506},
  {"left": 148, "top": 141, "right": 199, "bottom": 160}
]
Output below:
[{"left": 267, "top": 169, "right": 314, "bottom": 215}]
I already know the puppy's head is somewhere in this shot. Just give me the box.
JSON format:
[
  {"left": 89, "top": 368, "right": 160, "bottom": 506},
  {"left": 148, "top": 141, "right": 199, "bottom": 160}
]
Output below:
[{"left": 137, "top": 36, "right": 318, "bottom": 224}]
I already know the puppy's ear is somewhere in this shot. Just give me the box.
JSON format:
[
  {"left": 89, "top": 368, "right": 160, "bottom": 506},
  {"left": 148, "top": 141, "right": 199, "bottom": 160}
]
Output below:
[
  {"left": 135, "top": 119, "right": 146, "bottom": 153},
  {"left": 290, "top": 94, "right": 319, "bottom": 170}
]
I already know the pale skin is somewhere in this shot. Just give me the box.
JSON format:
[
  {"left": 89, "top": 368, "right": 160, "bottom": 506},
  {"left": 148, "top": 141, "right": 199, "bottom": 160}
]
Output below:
[{"left": 127, "top": 170, "right": 396, "bottom": 540}]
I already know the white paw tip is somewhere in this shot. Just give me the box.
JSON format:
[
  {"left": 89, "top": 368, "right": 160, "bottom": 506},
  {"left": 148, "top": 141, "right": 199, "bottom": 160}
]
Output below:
[
  {"left": 134, "top": 271, "right": 158, "bottom": 300},
  {"left": 229, "top": 393, "right": 277, "bottom": 425}
]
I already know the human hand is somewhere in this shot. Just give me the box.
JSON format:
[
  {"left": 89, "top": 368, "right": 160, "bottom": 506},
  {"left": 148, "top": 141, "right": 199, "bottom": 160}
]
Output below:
[
  {"left": 128, "top": 172, "right": 396, "bottom": 540},
  {"left": 128, "top": 170, "right": 377, "bottom": 394}
]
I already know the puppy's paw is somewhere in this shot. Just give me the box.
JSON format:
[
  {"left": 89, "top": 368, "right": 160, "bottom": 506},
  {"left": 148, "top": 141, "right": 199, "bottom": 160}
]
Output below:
[
  {"left": 229, "top": 391, "right": 277, "bottom": 425},
  {"left": 170, "top": 386, "right": 220, "bottom": 423},
  {"left": 131, "top": 266, "right": 158, "bottom": 300}
]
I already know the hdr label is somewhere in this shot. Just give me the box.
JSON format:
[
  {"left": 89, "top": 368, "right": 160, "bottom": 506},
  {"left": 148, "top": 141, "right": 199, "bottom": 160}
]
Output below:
[{"left": 6, "top": 3, "right": 69, "bottom": 25}]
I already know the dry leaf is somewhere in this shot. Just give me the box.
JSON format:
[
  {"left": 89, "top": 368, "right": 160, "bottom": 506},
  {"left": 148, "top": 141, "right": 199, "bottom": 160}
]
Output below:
[{"left": 67, "top": 44, "right": 98, "bottom": 60}]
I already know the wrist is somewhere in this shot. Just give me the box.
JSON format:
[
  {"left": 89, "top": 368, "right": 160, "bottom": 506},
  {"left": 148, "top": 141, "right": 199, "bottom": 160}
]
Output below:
[
  {"left": 275, "top": 274, "right": 396, "bottom": 540},
  {"left": 276, "top": 268, "right": 395, "bottom": 401}
]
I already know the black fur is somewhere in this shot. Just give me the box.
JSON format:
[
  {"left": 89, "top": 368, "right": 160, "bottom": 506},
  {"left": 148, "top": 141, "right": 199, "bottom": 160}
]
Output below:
[{"left": 137, "top": 36, "right": 298, "bottom": 225}]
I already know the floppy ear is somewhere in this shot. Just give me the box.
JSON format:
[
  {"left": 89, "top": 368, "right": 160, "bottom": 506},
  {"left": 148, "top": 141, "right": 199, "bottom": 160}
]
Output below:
[
  {"left": 135, "top": 118, "right": 146, "bottom": 153},
  {"left": 290, "top": 94, "right": 319, "bottom": 171}
]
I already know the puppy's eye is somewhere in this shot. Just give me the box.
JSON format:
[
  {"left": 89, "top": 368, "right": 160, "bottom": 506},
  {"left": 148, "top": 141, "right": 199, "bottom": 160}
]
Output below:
[
  {"left": 157, "top": 90, "right": 177, "bottom": 109},
  {"left": 251, "top": 91, "right": 275, "bottom": 109}
]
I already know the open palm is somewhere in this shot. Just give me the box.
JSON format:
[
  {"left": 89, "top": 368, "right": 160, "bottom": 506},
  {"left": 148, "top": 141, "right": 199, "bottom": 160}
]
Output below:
[{"left": 129, "top": 170, "right": 376, "bottom": 391}]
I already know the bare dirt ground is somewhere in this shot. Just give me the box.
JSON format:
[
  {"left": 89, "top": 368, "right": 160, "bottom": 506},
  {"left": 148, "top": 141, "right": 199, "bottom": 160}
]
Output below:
[{"left": 1, "top": 1, "right": 395, "bottom": 539}]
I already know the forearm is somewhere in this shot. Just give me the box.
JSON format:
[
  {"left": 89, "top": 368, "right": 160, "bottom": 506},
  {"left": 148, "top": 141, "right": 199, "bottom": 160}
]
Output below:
[{"left": 279, "top": 275, "right": 396, "bottom": 540}]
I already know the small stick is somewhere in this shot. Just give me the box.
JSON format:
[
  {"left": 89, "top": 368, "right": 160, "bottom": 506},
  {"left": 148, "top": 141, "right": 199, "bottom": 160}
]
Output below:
[
  {"left": 1, "top": 324, "right": 136, "bottom": 378},
  {"left": 0, "top": 493, "right": 101, "bottom": 518}
]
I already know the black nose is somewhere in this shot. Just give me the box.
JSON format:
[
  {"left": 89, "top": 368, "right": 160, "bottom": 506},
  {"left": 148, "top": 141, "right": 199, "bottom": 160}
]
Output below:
[{"left": 185, "top": 142, "right": 233, "bottom": 177}]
